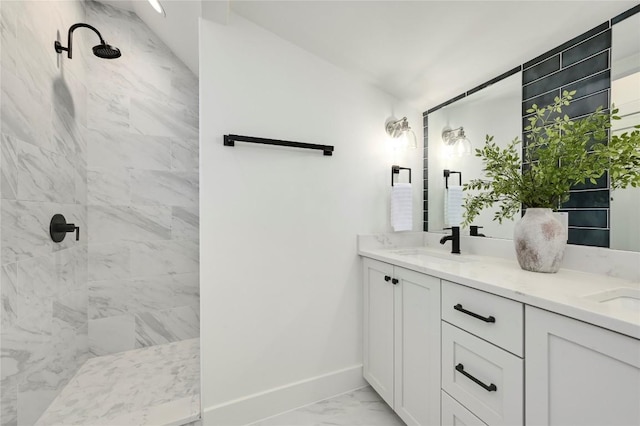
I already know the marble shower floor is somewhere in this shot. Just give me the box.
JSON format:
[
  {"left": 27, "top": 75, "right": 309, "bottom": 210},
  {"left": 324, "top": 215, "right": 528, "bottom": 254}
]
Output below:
[
  {"left": 249, "top": 387, "right": 405, "bottom": 426},
  {"left": 35, "top": 338, "right": 200, "bottom": 426}
]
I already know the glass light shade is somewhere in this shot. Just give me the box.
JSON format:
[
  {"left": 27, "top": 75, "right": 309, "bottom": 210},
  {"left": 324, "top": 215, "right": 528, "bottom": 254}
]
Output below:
[
  {"left": 147, "top": 0, "right": 166, "bottom": 15},
  {"left": 454, "top": 137, "right": 472, "bottom": 157},
  {"left": 400, "top": 129, "right": 418, "bottom": 149}
]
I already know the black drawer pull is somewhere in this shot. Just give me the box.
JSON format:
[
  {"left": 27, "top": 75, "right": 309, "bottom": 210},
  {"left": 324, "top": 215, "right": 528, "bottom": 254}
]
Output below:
[
  {"left": 455, "top": 363, "right": 497, "bottom": 392},
  {"left": 384, "top": 275, "right": 391, "bottom": 282},
  {"left": 391, "top": 278, "right": 399, "bottom": 285},
  {"left": 454, "top": 304, "right": 495, "bottom": 323}
]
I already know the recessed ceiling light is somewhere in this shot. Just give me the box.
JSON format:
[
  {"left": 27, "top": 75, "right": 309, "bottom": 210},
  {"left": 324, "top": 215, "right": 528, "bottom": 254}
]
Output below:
[{"left": 147, "top": 0, "right": 166, "bottom": 16}]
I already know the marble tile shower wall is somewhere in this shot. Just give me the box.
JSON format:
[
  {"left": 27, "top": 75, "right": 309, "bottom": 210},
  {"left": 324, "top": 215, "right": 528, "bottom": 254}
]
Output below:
[
  {"left": 1, "top": 1, "right": 89, "bottom": 425},
  {"left": 84, "top": 1, "right": 199, "bottom": 357}
]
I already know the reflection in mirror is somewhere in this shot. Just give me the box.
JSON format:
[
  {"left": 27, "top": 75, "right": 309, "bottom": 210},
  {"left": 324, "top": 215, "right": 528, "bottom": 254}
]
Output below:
[
  {"left": 610, "top": 12, "right": 640, "bottom": 251},
  {"left": 425, "top": 8, "right": 640, "bottom": 252},
  {"left": 428, "top": 73, "right": 521, "bottom": 239}
]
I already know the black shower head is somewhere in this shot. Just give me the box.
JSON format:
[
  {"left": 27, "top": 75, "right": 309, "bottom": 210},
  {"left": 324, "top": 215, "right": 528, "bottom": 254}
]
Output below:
[
  {"left": 93, "top": 43, "right": 121, "bottom": 59},
  {"left": 55, "top": 23, "right": 121, "bottom": 60}
]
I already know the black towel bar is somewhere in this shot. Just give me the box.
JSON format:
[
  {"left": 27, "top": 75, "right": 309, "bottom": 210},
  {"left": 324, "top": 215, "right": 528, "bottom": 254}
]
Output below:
[{"left": 224, "top": 134, "right": 334, "bottom": 156}]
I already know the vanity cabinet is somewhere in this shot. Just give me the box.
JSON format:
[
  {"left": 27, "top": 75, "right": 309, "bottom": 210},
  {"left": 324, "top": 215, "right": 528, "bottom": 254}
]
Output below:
[
  {"left": 441, "top": 281, "right": 524, "bottom": 426},
  {"left": 361, "top": 252, "right": 640, "bottom": 426},
  {"left": 525, "top": 306, "right": 640, "bottom": 426},
  {"left": 362, "top": 258, "right": 441, "bottom": 426}
]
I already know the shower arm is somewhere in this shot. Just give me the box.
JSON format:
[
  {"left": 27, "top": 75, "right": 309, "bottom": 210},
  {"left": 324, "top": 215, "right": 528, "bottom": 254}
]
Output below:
[{"left": 55, "top": 23, "right": 106, "bottom": 59}]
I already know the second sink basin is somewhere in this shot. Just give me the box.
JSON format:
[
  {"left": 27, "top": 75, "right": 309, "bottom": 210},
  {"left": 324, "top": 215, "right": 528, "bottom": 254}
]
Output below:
[{"left": 582, "top": 287, "right": 640, "bottom": 312}]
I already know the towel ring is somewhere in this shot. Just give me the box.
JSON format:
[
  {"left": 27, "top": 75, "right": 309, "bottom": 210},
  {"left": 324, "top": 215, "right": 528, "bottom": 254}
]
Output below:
[
  {"left": 392, "top": 165, "right": 412, "bottom": 186},
  {"left": 443, "top": 169, "right": 462, "bottom": 189}
]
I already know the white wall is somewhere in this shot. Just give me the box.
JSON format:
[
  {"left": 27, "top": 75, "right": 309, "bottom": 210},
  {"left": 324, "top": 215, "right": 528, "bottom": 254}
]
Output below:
[
  {"left": 428, "top": 73, "right": 521, "bottom": 240},
  {"left": 199, "top": 13, "right": 421, "bottom": 425}
]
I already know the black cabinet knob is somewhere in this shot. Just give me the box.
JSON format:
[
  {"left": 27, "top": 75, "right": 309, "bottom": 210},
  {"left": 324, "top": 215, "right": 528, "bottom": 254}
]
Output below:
[
  {"left": 384, "top": 275, "right": 391, "bottom": 282},
  {"left": 391, "top": 278, "right": 399, "bottom": 285}
]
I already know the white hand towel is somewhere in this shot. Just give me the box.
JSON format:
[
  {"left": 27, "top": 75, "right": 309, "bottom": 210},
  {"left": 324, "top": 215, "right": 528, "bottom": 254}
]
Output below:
[
  {"left": 391, "top": 183, "right": 413, "bottom": 232},
  {"left": 445, "top": 185, "right": 464, "bottom": 227}
]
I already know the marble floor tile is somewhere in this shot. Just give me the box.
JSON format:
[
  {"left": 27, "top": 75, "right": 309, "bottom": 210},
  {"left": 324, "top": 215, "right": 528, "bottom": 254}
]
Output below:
[
  {"left": 250, "top": 387, "right": 404, "bottom": 426},
  {"left": 35, "top": 338, "right": 200, "bottom": 426}
]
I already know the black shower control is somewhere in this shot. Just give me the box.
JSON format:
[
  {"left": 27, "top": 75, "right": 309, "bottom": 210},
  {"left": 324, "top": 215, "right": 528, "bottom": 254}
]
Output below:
[{"left": 50, "top": 214, "right": 80, "bottom": 243}]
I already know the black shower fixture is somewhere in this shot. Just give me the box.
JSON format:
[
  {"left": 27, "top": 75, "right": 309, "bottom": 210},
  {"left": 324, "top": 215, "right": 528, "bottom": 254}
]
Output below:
[{"left": 54, "top": 23, "right": 121, "bottom": 59}]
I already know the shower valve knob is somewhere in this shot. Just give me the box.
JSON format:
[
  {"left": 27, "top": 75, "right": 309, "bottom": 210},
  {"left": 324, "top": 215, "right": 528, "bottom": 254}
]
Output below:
[{"left": 50, "top": 214, "right": 80, "bottom": 243}]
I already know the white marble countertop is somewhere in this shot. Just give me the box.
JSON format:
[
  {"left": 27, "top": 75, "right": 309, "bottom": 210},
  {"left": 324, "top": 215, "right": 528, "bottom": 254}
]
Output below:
[{"left": 359, "top": 241, "right": 640, "bottom": 340}]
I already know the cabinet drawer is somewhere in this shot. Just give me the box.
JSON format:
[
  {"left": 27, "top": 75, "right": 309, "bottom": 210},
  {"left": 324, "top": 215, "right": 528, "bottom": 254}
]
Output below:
[
  {"left": 442, "top": 391, "right": 487, "bottom": 426},
  {"left": 442, "top": 281, "right": 523, "bottom": 356},
  {"left": 442, "top": 322, "right": 523, "bottom": 426}
]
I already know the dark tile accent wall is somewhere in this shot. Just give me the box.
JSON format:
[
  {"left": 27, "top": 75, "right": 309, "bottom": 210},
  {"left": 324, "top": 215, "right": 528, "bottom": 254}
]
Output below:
[
  {"left": 522, "top": 23, "right": 611, "bottom": 247},
  {"left": 568, "top": 228, "right": 610, "bottom": 247},
  {"left": 564, "top": 209, "right": 608, "bottom": 228},
  {"left": 522, "top": 50, "right": 609, "bottom": 100},
  {"left": 422, "top": 4, "right": 640, "bottom": 248}
]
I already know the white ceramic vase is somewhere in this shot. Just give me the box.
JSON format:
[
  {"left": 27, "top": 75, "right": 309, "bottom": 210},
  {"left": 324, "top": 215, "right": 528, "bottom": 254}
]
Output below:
[{"left": 513, "top": 208, "right": 567, "bottom": 273}]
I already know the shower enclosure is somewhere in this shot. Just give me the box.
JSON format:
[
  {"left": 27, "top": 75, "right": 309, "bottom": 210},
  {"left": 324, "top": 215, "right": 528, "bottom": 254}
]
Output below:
[{"left": 0, "top": 1, "right": 200, "bottom": 424}]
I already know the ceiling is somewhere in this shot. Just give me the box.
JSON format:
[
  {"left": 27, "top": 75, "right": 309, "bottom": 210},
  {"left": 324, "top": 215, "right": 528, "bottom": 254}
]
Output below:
[{"left": 97, "top": 0, "right": 639, "bottom": 111}]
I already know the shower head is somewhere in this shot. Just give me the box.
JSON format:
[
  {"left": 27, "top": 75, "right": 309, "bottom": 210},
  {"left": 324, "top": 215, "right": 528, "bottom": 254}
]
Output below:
[
  {"left": 55, "top": 23, "right": 121, "bottom": 60},
  {"left": 92, "top": 43, "right": 121, "bottom": 59}
]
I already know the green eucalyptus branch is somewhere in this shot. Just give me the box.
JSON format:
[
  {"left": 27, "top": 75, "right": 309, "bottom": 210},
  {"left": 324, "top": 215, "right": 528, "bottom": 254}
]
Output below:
[{"left": 463, "top": 90, "right": 640, "bottom": 226}]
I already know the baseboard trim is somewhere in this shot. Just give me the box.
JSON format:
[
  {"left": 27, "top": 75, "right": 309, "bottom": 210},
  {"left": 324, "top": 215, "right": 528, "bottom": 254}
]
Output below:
[{"left": 202, "top": 365, "right": 366, "bottom": 425}]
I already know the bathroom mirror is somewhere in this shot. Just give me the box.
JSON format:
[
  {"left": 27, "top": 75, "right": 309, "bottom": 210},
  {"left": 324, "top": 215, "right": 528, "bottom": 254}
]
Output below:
[
  {"left": 427, "top": 73, "right": 521, "bottom": 240},
  {"left": 427, "top": 10, "right": 640, "bottom": 252},
  {"left": 427, "top": 10, "right": 640, "bottom": 251},
  {"left": 610, "top": 12, "right": 640, "bottom": 252}
]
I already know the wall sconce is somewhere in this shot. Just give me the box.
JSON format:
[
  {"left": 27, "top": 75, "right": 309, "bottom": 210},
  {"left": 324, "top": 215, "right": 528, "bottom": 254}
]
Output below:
[
  {"left": 442, "top": 126, "right": 472, "bottom": 157},
  {"left": 385, "top": 117, "right": 417, "bottom": 149}
]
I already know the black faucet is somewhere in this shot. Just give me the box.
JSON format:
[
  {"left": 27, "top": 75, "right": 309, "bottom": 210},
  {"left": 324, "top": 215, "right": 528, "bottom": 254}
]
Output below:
[
  {"left": 470, "top": 225, "right": 486, "bottom": 237},
  {"left": 440, "top": 226, "right": 461, "bottom": 254}
]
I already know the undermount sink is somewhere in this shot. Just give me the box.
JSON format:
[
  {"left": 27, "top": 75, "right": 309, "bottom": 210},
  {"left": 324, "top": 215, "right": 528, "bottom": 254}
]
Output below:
[
  {"left": 582, "top": 288, "right": 640, "bottom": 312},
  {"left": 388, "top": 248, "right": 475, "bottom": 263}
]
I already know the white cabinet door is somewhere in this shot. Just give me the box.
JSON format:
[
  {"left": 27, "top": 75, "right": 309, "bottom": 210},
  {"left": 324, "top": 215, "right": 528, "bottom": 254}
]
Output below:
[
  {"left": 394, "top": 267, "right": 441, "bottom": 426},
  {"left": 442, "top": 391, "right": 487, "bottom": 426},
  {"left": 363, "top": 258, "right": 395, "bottom": 407},
  {"left": 526, "top": 306, "right": 640, "bottom": 426}
]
